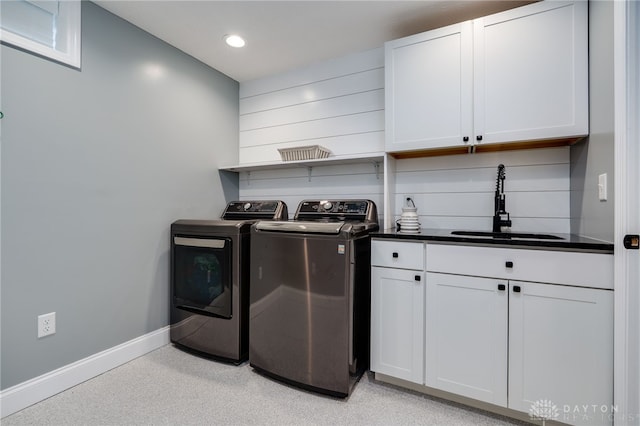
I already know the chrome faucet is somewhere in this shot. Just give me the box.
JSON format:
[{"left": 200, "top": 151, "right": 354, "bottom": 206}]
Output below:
[{"left": 493, "top": 164, "right": 512, "bottom": 232}]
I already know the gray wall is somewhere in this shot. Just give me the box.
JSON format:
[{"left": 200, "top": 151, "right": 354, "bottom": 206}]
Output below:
[
  {"left": 0, "top": 2, "right": 239, "bottom": 389},
  {"left": 570, "top": 0, "right": 615, "bottom": 242}
]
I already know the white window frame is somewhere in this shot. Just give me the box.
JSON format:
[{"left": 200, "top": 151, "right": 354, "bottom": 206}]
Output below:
[{"left": 0, "top": 0, "right": 81, "bottom": 68}]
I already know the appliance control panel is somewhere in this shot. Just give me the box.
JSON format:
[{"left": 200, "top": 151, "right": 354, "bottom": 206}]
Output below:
[
  {"left": 222, "top": 200, "right": 288, "bottom": 220},
  {"left": 227, "top": 201, "right": 279, "bottom": 213},
  {"left": 295, "top": 200, "right": 377, "bottom": 223},
  {"left": 298, "top": 200, "right": 367, "bottom": 214}
]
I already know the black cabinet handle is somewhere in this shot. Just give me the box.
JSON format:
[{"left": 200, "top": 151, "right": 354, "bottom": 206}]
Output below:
[
  {"left": 498, "top": 284, "right": 506, "bottom": 291},
  {"left": 392, "top": 252, "right": 399, "bottom": 258},
  {"left": 463, "top": 136, "right": 469, "bottom": 142},
  {"left": 415, "top": 275, "right": 421, "bottom": 282},
  {"left": 513, "top": 285, "right": 521, "bottom": 293},
  {"left": 505, "top": 261, "right": 514, "bottom": 268},
  {"left": 476, "top": 135, "right": 483, "bottom": 141}
]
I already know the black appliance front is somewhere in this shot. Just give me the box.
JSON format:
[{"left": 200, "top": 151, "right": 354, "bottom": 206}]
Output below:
[
  {"left": 249, "top": 231, "right": 372, "bottom": 397},
  {"left": 173, "top": 236, "right": 233, "bottom": 319},
  {"left": 169, "top": 199, "right": 288, "bottom": 364},
  {"left": 249, "top": 199, "right": 378, "bottom": 397},
  {"left": 170, "top": 224, "right": 248, "bottom": 364}
]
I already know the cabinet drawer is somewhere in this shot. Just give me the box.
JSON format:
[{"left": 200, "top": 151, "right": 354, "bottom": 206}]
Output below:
[
  {"left": 372, "top": 240, "right": 424, "bottom": 270},
  {"left": 426, "top": 244, "right": 613, "bottom": 289}
]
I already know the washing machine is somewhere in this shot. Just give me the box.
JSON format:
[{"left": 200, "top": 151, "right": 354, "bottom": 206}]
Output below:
[
  {"left": 170, "top": 200, "right": 288, "bottom": 363},
  {"left": 249, "top": 200, "right": 378, "bottom": 395}
]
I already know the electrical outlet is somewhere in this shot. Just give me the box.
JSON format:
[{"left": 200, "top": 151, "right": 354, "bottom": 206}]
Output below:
[{"left": 38, "top": 312, "right": 56, "bottom": 338}]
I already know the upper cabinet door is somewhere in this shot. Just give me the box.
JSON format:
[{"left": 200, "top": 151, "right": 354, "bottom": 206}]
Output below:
[
  {"left": 385, "top": 22, "right": 473, "bottom": 153},
  {"left": 473, "top": 1, "right": 588, "bottom": 146}
]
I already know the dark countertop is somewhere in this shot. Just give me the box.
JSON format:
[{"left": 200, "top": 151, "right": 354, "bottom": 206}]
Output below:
[{"left": 372, "top": 228, "right": 614, "bottom": 254}]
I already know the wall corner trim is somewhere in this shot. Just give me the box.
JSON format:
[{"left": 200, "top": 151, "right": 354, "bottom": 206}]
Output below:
[{"left": 0, "top": 326, "right": 170, "bottom": 419}]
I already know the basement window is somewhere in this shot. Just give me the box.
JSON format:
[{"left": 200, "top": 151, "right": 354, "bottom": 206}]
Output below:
[{"left": 0, "top": 0, "right": 81, "bottom": 69}]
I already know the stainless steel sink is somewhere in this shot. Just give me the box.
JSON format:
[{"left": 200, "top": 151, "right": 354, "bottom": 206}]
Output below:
[{"left": 451, "top": 230, "right": 564, "bottom": 240}]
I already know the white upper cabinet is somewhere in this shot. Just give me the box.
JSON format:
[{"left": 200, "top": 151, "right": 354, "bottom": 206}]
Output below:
[
  {"left": 473, "top": 1, "right": 588, "bottom": 145},
  {"left": 385, "top": 1, "right": 588, "bottom": 154},
  {"left": 385, "top": 22, "right": 473, "bottom": 152}
]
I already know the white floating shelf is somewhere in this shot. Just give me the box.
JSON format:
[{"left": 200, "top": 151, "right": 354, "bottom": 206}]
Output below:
[{"left": 220, "top": 153, "right": 384, "bottom": 173}]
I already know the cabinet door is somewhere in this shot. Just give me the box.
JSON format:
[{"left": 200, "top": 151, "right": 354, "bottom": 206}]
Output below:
[
  {"left": 385, "top": 22, "right": 473, "bottom": 152},
  {"left": 425, "top": 273, "right": 508, "bottom": 406},
  {"left": 508, "top": 281, "right": 614, "bottom": 426},
  {"left": 473, "top": 1, "right": 588, "bottom": 145},
  {"left": 371, "top": 267, "right": 424, "bottom": 383}
]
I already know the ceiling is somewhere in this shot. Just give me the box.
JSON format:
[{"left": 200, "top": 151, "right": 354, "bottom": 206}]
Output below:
[{"left": 94, "top": 1, "right": 533, "bottom": 83}]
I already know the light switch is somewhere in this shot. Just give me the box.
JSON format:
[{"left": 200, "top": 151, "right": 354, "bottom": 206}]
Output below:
[{"left": 598, "top": 173, "right": 607, "bottom": 201}]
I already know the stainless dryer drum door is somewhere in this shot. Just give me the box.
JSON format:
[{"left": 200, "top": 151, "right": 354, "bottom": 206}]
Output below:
[
  {"left": 173, "top": 236, "right": 233, "bottom": 319},
  {"left": 249, "top": 230, "right": 353, "bottom": 396}
]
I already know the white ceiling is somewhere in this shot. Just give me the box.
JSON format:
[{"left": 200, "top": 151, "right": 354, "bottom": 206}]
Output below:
[{"left": 94, "top": 1, "right": 533, "bottom": 83}]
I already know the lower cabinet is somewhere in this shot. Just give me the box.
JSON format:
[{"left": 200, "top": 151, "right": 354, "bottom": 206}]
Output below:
[
  {"left": 425, "top": 273, "right": 508, "bottom": 406},
  {"left": 507, "top": 280, "right": 614, "bottom": 425},
  {"left": 371, "top": 266, "right": 424, "bottom": 383},
  {"left": 370, "top": 239, "right": 614, "bottom": 426},
  {"left": 425, "top": 273, "right": 614, "bottom": 426}
]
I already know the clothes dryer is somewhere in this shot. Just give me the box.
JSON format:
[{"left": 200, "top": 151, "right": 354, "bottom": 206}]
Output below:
[{"left": 171, "top": 201, "right": 287, "bottom": 363}]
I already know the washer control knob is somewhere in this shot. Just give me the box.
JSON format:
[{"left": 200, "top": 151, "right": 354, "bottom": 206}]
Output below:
[
  {"left": 243, "top": 202, "right": 252, "bottom": 211},
  {"left": 323, "top": 202, "right": 333, "bottom": 211}
]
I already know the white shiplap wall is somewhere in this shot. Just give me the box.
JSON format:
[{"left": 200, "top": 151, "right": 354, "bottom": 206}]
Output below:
[
  {"left": 238, "top": 47, "right": 570, "bottom": 231},
  {"left": 239, "top": 48, "right": 385, "bottom": 165},
  {"left": 238, "top": 48, "right": 385, "bottom": 217},
  {"left": 393, "top": 147, "right": 570, "bottom": 233}
]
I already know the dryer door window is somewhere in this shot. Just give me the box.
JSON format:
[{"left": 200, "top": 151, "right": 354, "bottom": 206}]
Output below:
[{"left": 173, "top": 236, "right": 232, "bottom": 319}]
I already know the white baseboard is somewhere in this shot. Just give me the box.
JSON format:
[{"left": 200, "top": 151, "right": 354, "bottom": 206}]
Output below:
[{"left": 0, "top": 326, "right": 170, "bottom": 418}]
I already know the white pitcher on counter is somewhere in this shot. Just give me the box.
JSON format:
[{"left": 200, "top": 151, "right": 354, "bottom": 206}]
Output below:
[{"left": 396, "top": 198, "right": 420, "bottom": 233}]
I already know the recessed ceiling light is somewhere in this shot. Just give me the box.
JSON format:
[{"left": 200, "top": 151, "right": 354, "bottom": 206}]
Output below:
[{"left": 224, "top": 34, "right": 246, "bottom": 48}]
